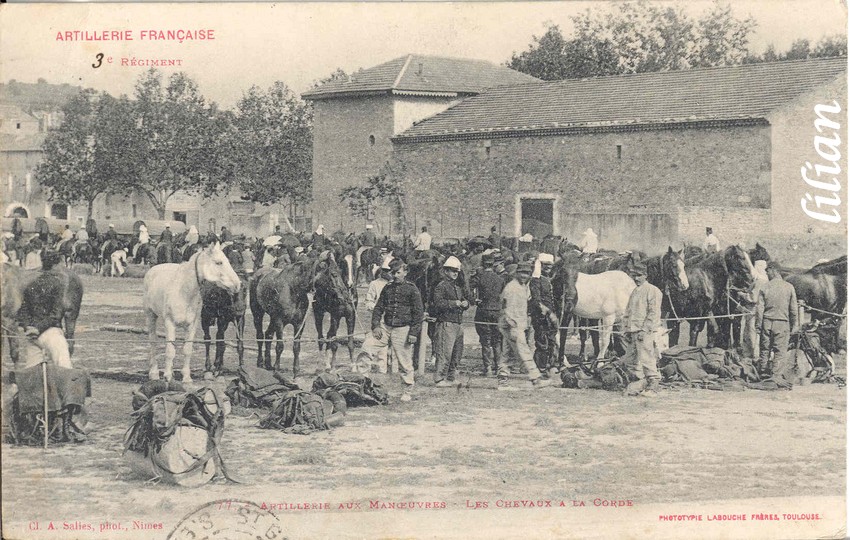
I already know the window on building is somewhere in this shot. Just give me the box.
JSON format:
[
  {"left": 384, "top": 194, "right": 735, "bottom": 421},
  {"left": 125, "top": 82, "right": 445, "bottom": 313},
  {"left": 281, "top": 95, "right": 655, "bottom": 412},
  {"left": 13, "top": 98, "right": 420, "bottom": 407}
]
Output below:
[
  {"left": 7, "top": 175, "right": 13, "bottom": 192},
  {"left": 616, "top": 145, "right": 622, "bottom": 159},
  {"left": 25, "top": 173, "right": 32, "bottom": 193},
  {"left": 369, "top": 135, "right": 376, "bottom": 146},
  {"left": 50, "top": 203, "right": 68, "bottom": 219},
  {"left": 208, "top": 218, "right": 216, "bottom": 233},
  {"left": 132, "top": 204, "right": 137, "bottom": 218},
  {"left": 16, "top": 123, "right": 21, "bottom": 129},
  {"left": 172, "top": 211, "right": 187, "bottom": 224}
]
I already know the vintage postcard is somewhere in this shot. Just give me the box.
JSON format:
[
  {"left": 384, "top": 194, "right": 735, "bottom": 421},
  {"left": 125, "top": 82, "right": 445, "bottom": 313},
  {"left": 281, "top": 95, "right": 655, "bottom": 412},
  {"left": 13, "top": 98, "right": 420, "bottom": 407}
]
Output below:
[{"left": 0, "top": 1, "right": 847, "bottom": 539}]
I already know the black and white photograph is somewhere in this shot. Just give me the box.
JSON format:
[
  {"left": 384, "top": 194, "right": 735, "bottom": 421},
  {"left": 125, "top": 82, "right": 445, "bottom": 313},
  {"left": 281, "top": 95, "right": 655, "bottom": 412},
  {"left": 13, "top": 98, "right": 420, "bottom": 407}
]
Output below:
[{"left": 0, "top": 1, "right": 847, "bottom": 538}]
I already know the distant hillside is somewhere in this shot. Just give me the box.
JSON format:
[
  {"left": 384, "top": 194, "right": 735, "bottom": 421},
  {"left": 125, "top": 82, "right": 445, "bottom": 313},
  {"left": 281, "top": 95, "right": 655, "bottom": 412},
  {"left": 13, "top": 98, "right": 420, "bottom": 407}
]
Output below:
[{"left": 0, "top": 80, "right": 86, "bottom": 112}]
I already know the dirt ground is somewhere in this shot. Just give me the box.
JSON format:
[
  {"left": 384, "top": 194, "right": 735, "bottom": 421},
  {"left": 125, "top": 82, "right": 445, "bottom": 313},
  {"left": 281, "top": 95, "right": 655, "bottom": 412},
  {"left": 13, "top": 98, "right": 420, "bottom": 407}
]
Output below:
[{"left": 1, "top": 273, "right": 846, "bottom": 540}]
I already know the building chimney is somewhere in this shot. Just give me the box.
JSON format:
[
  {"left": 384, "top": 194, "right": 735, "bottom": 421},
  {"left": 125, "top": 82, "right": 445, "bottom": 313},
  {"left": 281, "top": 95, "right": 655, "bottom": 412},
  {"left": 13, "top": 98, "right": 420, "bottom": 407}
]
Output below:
[{"left": 416, "top": 63, "right": 423, "bottom": 76}]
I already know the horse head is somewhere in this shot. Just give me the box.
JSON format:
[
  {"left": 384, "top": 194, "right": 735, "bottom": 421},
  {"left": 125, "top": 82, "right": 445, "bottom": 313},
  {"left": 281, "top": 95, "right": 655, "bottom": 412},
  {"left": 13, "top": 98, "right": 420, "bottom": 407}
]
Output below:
[
  {"left": 663, "top": 247, "right": 690, "bottom": 292},
  {"left": 552, "top": 257, "right": 579, "bottom": 318},
  {"left": 196, "top": 242, "right": 241, "bottom": 294},
  {"left": 316, "top": 262, "right": 354, "bottom": 307},
  {"left": 724, "top": 244, "right": 755, "bottom": 289},
  {"left": 749, "top": 242, "right": 771, "bottom": 264}
]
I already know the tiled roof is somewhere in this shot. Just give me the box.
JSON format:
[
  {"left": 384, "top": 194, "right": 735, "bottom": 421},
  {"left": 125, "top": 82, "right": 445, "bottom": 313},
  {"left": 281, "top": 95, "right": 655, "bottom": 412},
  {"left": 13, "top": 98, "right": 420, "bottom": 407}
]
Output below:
[
  {"left": 302, "top": 54, "right": 539, "bottom": 99},
  {"left": 0, "top": 103, "right": 37, "bottom": 121},
  {"left": 394, "top": 57, "right": 848, "bottom": 142},
  {"left": 1, "top": 132, "right": 46, "bottom": 151}
]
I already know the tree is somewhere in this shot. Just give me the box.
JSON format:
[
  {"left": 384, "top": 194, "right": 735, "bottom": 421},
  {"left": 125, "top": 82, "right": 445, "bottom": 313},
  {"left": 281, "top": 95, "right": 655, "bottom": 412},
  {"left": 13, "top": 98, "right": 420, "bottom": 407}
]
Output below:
[
  {"left": 311, "top": 68, "right": 348, "bottom": 90},
  {"left": 339, "top": 170, "right": 410, "bottom": 234},
  {"left": 36, "top": 90, "right": 133, "bottom": 218},
  {"left": 233, "top": 82, "right": 313, "bottom": 206},
  {"left": 744, "top": 34, "right": 846, "bottom": 64},
  {"left": 118, "top": 69, "right": 231, "bottom": 219},
  {"left": 508, "top": 1, "right": 757, "bottom": 80}
]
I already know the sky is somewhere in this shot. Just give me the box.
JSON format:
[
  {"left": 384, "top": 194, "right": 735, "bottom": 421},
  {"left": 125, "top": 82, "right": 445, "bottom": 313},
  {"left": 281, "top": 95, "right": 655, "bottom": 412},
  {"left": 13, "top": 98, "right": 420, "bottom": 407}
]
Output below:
[{"left": 0, "top": 1, "right": 847, "bottom": 109}]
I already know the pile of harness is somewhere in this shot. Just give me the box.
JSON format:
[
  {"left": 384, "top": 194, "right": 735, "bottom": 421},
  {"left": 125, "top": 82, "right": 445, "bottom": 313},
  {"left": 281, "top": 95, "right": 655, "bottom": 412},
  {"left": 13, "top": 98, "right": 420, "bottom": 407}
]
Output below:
[
  {"left": 123, "top": 381, "right": 234, "bottom": 486},
  {"left": 225, "top": 365, "right": 300, "bottom": 409},
  {"left": 3, "top": 364, "right": 90, "bottom": 445},
  {"left": 225, "top": 366, "right": 348, "bottom": 435},
  {"left": 311, "top": 371, "right": 389, "bottom": 407},
  {"left": 657, "top": 346, "right": 759, "bottom": 391},
  {"left": 787, "top": 321, "right": 843, "bottom": 386},
  {"left": 560, "top": 330, "right": 842, "bottom": 392}
]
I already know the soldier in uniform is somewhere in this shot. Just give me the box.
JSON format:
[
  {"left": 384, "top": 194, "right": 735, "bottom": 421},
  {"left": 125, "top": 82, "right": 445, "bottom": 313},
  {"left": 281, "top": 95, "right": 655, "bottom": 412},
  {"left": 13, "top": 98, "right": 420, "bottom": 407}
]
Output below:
[
  {"left": 756, "top": 261, "right": 798, "bottom": 379},
  {"left": 470, "top": 253, "right": 505, "bottom": 377},
  {"left": 530, "top": 253, "right": 559, "bottom": 377}
]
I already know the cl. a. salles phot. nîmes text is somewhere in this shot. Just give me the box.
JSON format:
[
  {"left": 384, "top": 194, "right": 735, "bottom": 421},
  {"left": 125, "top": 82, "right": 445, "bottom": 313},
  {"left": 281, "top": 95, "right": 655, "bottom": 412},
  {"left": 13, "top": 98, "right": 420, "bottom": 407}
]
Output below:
[{"left": 55, "top": 29, "right": 215, "bottom": 42}]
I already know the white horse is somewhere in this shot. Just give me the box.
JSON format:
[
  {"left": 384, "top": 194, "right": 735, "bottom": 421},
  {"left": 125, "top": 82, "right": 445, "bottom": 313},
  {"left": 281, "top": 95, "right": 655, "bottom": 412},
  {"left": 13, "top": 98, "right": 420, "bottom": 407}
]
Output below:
[
  {"left": 144, "top": 242, "right": 241, "bottom": 382},
  {"left": 570, "top": 270, "right": 636, "bottom": 360}
]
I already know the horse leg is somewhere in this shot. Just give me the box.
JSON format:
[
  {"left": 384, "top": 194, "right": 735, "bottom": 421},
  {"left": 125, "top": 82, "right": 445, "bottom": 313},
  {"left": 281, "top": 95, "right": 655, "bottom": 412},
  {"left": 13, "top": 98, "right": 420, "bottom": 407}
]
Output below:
[
  {"left": 147, "top": 311, "right": 160, "bottom": 380},
  {"left": 668, "top": 320, "right": 680, "bottom": 346},
  {"left": 252, "top": 309, "right": 265, "bottom": 367},
  {"left": 326, "top": 315, "right": 341, "bottom": 371},
  {"left": 346, "top": 312, "right": 356, "bottom": 364},
  {"left": 598, "top": 315, "right": 615, "bottom": 359},
  {"left": 214, "top": 322, "right": 227, "bottom": 376},
  {"left": 64, "top": 312, "right": 78, "bottom": 356},
  {"left": 181, "top": 315, "right": 200, "bottom": 383},
  {"left": 162, "top": 319, "right": 178, "bottom": 381},
  {"left": 273, "top": 319, "right": 285, "bottom": 372},
  {"left": 314, "top": 307, "right": 325, "bottom": 353},
  {"left": 202, "top": 315, "right": 213, "bottom": 377},
  {"left": 236, "top": 315, "right": 246, "bottom": 367},
  {"left": 293, "top": 314, "right": 308, "bottom": 377},
  {"left": 689, "top": 321, "right": 703, "bottom": 347},
  {"left": 264, "top": 319, "right": 276, "bottom": 370}
]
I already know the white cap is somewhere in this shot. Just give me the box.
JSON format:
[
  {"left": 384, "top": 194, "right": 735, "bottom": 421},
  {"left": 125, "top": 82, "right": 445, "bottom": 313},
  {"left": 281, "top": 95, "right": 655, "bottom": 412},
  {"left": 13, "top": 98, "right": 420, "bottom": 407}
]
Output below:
[
  {"left": 443, "top": 256, "right": 462, "bottom": 270},
  {"left": 584, "top": 228, "right": 594, "bottom": 235},
  {"left": 294, "top": 246, "right": 304, "bottom": 253},
  {"left": 109, "top": 224, "right": 114, "bottom": 228},
  {"left": 538, "top": 253, "right": 554, "bottom": 264},
  {"left": 165, "top": 223, "right": 170, "bottom": 228},
  {"left": 366, "top": 224, "right": 373, "bottom": 229}
]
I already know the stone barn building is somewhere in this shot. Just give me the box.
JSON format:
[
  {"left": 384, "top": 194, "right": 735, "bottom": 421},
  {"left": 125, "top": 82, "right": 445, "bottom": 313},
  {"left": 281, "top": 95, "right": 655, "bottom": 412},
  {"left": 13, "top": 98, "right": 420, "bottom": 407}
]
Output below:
[
  {"left": 389, "top": 57, "right": 847, "bottom": 252},
  {"left": 306, "top": 56, "right": 846, "bottom": 254},
  {"left": 302, "top": 54, "right": 539, "bottom": 234}
]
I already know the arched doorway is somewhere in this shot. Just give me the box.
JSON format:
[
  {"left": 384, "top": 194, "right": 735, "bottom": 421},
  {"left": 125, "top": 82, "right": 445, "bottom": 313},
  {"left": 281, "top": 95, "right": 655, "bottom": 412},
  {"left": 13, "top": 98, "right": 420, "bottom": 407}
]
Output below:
[{"left": 4, "top": 203, "right": 29, "bottom": 218}]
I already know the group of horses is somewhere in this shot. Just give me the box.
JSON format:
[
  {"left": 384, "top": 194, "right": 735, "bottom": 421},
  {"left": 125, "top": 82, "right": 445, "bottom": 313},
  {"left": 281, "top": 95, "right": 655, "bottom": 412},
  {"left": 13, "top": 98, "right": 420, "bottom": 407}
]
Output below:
[{"left": 2, "top": 225, "right": 845, "bottom": 383}]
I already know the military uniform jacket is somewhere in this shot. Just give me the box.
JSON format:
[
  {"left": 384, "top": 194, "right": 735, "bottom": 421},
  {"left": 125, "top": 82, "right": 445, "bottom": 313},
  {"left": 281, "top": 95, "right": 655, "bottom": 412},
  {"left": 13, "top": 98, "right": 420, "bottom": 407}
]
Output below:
[
  {"left": 529, "top": 276, "right": 555, "bottom": 320},
  {"left": 372, "top": 280, "right": 424, "bottom": 338},
  {"left": 757, "top": 277, "right": 798, "bottom": 328},
  {"left": 622, "top": 281, "right": 662, "bottom": 334},
  {"left": 432, "top": 278, "right": 469, "bottom": 324},
  {"left": 471, "top": 269, "right": 505, "bottom": 311}
]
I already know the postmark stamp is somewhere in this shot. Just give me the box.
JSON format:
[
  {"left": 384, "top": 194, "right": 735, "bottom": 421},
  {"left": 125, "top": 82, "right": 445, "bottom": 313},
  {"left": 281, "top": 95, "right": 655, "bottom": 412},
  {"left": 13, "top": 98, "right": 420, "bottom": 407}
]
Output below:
[{"left": 168, "top": 500, "right": 283, "bottom": 540}]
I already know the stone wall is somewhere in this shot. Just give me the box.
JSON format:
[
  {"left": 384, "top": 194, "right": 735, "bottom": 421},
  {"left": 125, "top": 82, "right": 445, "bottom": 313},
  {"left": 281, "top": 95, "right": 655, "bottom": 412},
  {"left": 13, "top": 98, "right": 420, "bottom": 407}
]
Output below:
[
  {"left": 768, "top": 74, "right": 847, "bottom": 235},
  {"left": 392, "top": 123, "right": 772, "bottom": 240},
  {"left": 310, "top": 96, "right": 396, "bottom": 231}
]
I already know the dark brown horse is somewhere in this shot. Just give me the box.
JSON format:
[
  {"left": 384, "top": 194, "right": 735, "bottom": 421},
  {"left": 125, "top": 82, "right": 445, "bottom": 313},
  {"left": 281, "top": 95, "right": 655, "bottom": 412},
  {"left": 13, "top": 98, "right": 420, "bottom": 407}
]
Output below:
[
  {"left": 251, "top": 259, "right": 319, "bottom": 375},
  {"left": 1, "top": 262, "right": 84, "bottom": 363},
  {"left": 313, "top": 255, "right": 357, "bottom": 370},
  {"left": 786, "top": 255, "right": 846, "bottom": 353},
  {"left": 200, "top": 248, "right": 250, "bottom": 377},
  {"left": 662, "top": 245, "right": 754, "bottom": 348}
]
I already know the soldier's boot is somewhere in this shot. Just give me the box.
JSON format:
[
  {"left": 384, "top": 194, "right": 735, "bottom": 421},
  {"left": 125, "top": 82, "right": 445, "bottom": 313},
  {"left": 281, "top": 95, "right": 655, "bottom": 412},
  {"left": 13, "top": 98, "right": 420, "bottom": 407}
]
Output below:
[{"left": 481, "top": 344, "right": 494, "bottom": 376}]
